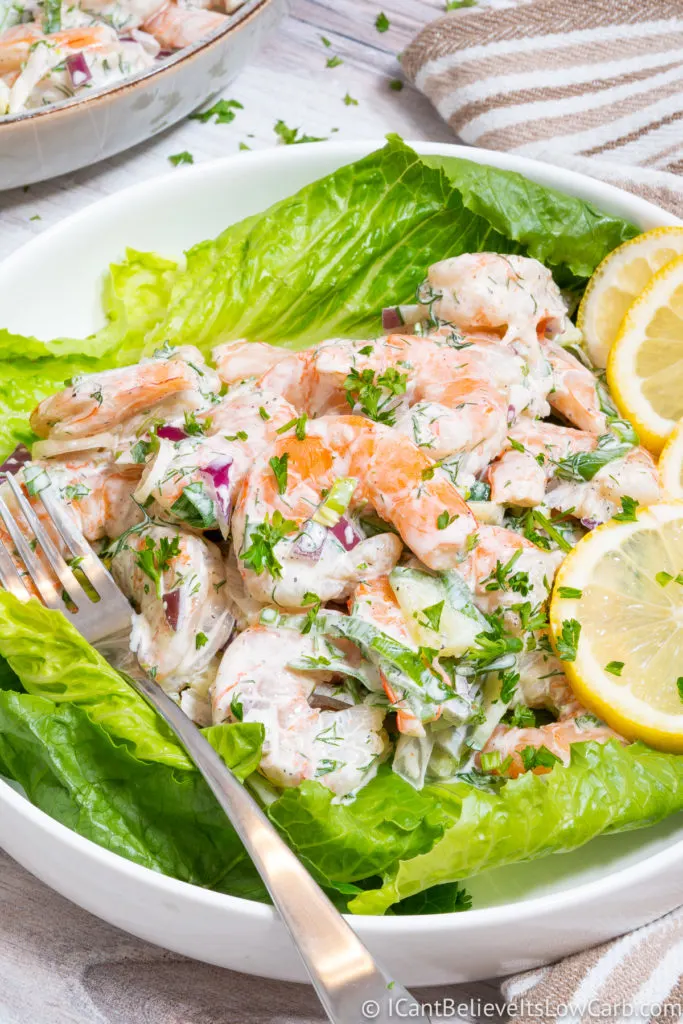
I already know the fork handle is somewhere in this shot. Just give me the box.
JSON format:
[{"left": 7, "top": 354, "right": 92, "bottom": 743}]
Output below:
[{"left": 99, "top": 640, "right": 432, "bottom": 1024}]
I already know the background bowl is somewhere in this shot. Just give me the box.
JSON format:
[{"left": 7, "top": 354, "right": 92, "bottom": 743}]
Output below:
[
  {"left": 0, "top": 141, "right": 682, "bottom": 985},
  {"left": 0, "top": 0, "right": 288, "bottom": 191}
]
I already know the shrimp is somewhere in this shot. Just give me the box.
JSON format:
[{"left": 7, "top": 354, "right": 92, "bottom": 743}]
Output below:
[
  {"left": 480, "top": 714, "right": 624, "bottom": 779},
  {"left": 76, "top": 0, "right": 166, "bottom": 31},
  {"left": 232, "top": 415, "right": 477, "bottom": 607},
  {"left": 134, "top": 384, "right": 298, "bottom": 532},
  {"left": 142, "top": 1, "right": 227, "bottom": 47},
  {"left": 30, "top": 347, "right": 219, "bottom": 441},
  {"left": 488, "top": 421, "right": 596, "bottom": 507},
  {"left": 351, "top": 577, "right": 425, "bottom": 736},
  {"left": 548, "top": 445, "right": 660, "bottom": 527},
  {"left": 456, "top": 524, "right": 562, "bottom": 619},
  {"left": 110, "top": 523, "right": 234, "bottom": 720},
  {"left": 487, "top": 421, "right": 661, "bottom": 523},
  {"left": 542, "top": 341, "right": 608, "bottom": 433},
  {"left": 212, "top": 340, "right": 292, "bottom": 385},
  {"left": 424, "top": 253, "right": 568, "bottom": 366},
  {"left": 212, "top": 626, "right": 388, "bottom": 796}
]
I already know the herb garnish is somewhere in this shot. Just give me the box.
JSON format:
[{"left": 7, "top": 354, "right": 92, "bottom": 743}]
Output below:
[
  {"left": 605, "top": 661, "right": 624, "bottom": 676},
  {"left": 190, "top": 99, "right": 243, "bottom": 124},
  {"left": 168, "top": 151, "right": 194, "bottom": 166},
  {"left": 343, "top": 366, "right": 407, "bottom": 425},
  {"left": 135, "top": 535, "right": 181, "bottom": 599},
  {"left": 613, "top": 496, "right": 639, "bottom": 522},
  {"left": 240, "top": 511, "right": 297, "bottom": 578},
  {"left": 555, "top": 618, "right": 581, "bottom": 661},
  {"left": 375, "top": 11, "right": 390, "bottom": 31},
  {"left": 269, "top": 453, "right": 289, "bottom": 495}
]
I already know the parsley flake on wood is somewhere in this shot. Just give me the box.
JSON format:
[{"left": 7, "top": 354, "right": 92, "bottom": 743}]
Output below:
[
  {"left": 343, "top": 93, "right": 358, "bottom": 106},
  {"left": 326, "top": 55, "right": 343, "bottom": 68},
  {"left": 274, "top": 120, "right": 327, "bottom": 145},
  {"left": 389, "top": 79, "right": 403, "bottom": 91},
  {"left": 240, "top": 510, "right": 297, "bottom": 578},
  {"left": 190, "top": 99, "right": 243, "bottom": 124},
  {"left": 375, "top": 11, "right": 390, "bottom": 31},
  {"left": 168, "top": 151, "right": 194, "bottom": 166}
]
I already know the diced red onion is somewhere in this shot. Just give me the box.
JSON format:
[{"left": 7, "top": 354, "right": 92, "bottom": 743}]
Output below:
[
  {"left": 507, "top": 404, "right": 516, "bottom": 426},
  {"left": 163, "top": 589, "right": 181, "bottom": 631},
  {"left": 157, "top": 425, "right": 187, "bottom": 441},
  {"left": 330, "top": 515, "right": 361, "bottom": 551},
  {"left": 382, "top": 307, "right": 403, "bottom": 331},
  {"left": 0, "top": 444, "right": 32, "bottom": 475},
  {"left": 580, "top": 518, "right": 599, "bottom": 531},
  {"left": 66, "top": 53, "right": 92, "bottom": 88},
  {"left": 292, "top": 519, "right": 327, "bottom": 561},
  {"left": 202, "top": 458, "right": 233, "bottom": 534}
]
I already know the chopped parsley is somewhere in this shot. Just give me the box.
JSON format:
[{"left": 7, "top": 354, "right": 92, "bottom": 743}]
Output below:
[
  {"left": 321, "top": 35, "right": 331, "bottom": 46},
  {"left": 389, "top": 79, "right": 403, "bottom": 91},
  {"left": 520, "top": 745, "right": 561, "bottom": 771},
  {"left": 230, "top": 695, "right": 243, "bottom": 720},
  {"left": 269, "top": 453, "right": 289, "bottom": 495},
  {"left": 343, "top": 93, "right": 358, "bottom": 106},
  {"left": 655, "top": 571, "right": 683, "bottom": 587},
  {"left": 240, "top": 510, "right": 297, "bottom": 578},
  {"left": 507, "top": 437, "right": 526, "bottom": 454},
  {"left": 130, "top": 439, "right": 152, "bottom": 464},
  {"left": 375, "top": 11, "right": 390, "bottom": 31},
  {"left": 170, "top": 482, "right": 216, "bottom": 529},
  {"left": 555, "top": 618, "right": 581, "bottom": 661},
  {"left": 677, "top": 678, "right": 683, "bottom": 703},
  {"left": 499, "top": 669, "right": 519, "bottom": 703},
  {"left": 168, "top": 151, "right": 194, "bottom": 166},
  {"left": 190, "top": 98, "right": 243, "bottom": 124},
  {"left": 183, "top": 410, "right": 207, "bottom": 436},
  {"left": 481, "top": 548, "right": 530, "bottom": 595},
  {"left": 415, "top": 600, "right": 444, "bottom": 633},
  {"left": 507, "top": 704, "right": 536, "bottom": 728},
  {"left": 436, "top": 509, "right": 458, "bottom": 530},
  {"left": 605, "top": 660, "right": 624, "bottom": 676},
  {"left": 301, "top": 592, "right": 322, "bottom": 634},
  {"left": 558, "top": 586, "right": 582, "bottom": 599},
  {"left": 43, "top": 0, "right": 61, "bottom": 33},
  {"left": 326, "top": 55, "right": 343, "bottom": 68},
  {"left": 343, "top": 366, "right": 407, "bottom": 425},
  {"left": 135, "top": 535, "right": 181, "bottom": 599},
  {"left": 612, "top": 496, "right": 639, "bottom": 522},
  {"left": 274, "top": 120, "right": 327, "bottom": 145},
  {"left": 195, "top": 632, "right": 209, "bottom": 650}
]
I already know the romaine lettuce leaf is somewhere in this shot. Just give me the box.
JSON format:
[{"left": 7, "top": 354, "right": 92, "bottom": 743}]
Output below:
[
  {"left": 347, "top": 740, "right": 683, "bottom": 914},
  {"left": 0, "top": 249, "right": 178, "bottom": 458},
  {"left": 422, "top": 155, "right": 639, "bottom": 280},
  {"left": 0, "top": 593, "right": 192, "bottom": 770},
  {"left": 143, "top": 136, "right": 637, "bottom": 353},
  {"left": 0, "top": 690, "right": 268, "bottom": 898}
]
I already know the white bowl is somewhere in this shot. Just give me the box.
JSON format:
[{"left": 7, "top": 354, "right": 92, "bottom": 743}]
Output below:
[
  {"left": 0, "top": 0, "right": 287, "bottom": 191},
  {"left": 0, "top": 142, "right": 682, "bottom": 986}
]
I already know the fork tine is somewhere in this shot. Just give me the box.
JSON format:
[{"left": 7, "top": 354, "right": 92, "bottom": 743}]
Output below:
[
  {"left": 0, "top": 492, "right": 62, "bottom": 608},
  {"left": 0, "top": 535, "right": 31, "bottom": 601},
  {"left": 4, "top": 474, "right": 90, "bottom": 608},
  {"left": 37, "top": 484, "right": 121, "bottom": 600}
]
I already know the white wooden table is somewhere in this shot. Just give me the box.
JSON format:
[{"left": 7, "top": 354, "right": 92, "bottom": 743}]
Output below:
[{"left": 0, "top": 1, "right": 506, "bottom": 1018}]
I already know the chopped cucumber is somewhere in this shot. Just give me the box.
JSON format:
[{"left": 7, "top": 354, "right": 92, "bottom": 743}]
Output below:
[
  {"left": 389, "top": 566, "right": 483, "bottom": 656},
  {"left": 468, "top": 673, "right": 509, "bottom": 751}
]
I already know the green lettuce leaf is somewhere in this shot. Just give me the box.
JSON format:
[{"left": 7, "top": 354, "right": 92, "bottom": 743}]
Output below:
[
  {"left": 0, "top": 249, "right": 177, "bottom": 458},
  {"left": 144, "top": 137, "right": 637, "bottom": 354},
  {"left": 0, "top": 593, "right": 192, "bottom": 770},
  {"left": 0, "top": 690, "right": 268, "bottom": 898},
  {"left": 348, "top": 740, "right": 683, "bottom": 914},
  {"left": 422, "top": 155, "right": 639, "bottom": 280}
]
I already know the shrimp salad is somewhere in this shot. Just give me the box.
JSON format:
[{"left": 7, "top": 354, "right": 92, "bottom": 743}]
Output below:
[
  {"left": 0, "top": 0, "right": 241, "bottom": 115},
  {"left": 11, "top": 251, "right": 660, "bottom": 801}
]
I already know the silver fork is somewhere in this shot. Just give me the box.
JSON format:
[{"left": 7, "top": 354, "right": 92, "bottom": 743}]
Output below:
[{"left": 0, "top": 473, "right": 433, "bottom": 1024}]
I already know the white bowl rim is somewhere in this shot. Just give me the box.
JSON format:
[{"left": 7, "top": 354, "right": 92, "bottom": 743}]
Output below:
[
  {"left": 0, "top": 0, "right": 273, "bottom": 128},
  {"left": 1, "top": 137, "right": 681, "bottom": 936}
]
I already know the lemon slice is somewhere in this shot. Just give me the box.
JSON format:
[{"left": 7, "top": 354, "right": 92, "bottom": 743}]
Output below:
[
  {"left": 659, "top": 420, "right": 683, "bottom": 498},
  {"left": 549, "top": 502, "right": 683, "bottom": 752},
  {"left": 578, "top": 227, "right": 683, "bottom": 368},
  {"left": 606, "top": 255, "right": 683, "bottom": 454}
]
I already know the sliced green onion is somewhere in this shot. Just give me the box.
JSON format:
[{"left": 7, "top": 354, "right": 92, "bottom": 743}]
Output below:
[
  {"left": 259, "top": 607, "right": 280, "bottom": 627},
  {"left": 312, "top": 476, "right": 358, "bottom": 527},
  {"left": 480, "top": 750, "right": 502, "bottom": 772}
]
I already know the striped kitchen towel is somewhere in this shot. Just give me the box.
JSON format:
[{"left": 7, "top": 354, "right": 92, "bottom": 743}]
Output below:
[
  {"left": 500, "top": 905, "right": 683, "bottom": 1023},
  {"left": 402, "top": 0, "right": 683, "bottom": 217}
]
